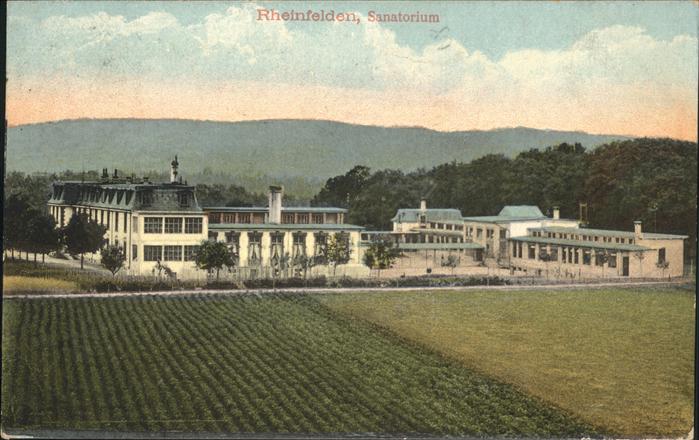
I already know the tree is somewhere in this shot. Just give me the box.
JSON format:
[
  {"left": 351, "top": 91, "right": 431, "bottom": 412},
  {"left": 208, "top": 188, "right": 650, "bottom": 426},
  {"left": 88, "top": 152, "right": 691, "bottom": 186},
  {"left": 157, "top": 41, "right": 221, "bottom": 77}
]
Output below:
[
  {"left": 312, "top": 165, "right": 371, "bottom": 209},
  {"left": 62, "top": 213, "right": 106, "bottom": 269},
  {"left": 100, "top": 244, "right": 126, "bottom": 276},
  {"left": 3, "top": 194, "right": 34, "bottom": 259},
  {"left": 25, "top": 213, "right": 61, "bottom": 265},
  {"left": 441, "top": 254, "right": 459, "bottom": 275},
  {"left": 326, "top": 233, "right": 351, "bottom": 277},
  {"left": 193, "top": 240, "right": 236, "bottom": 281},
  {"left": 363, "top": 236, "right": 399, "bottom": 278}
]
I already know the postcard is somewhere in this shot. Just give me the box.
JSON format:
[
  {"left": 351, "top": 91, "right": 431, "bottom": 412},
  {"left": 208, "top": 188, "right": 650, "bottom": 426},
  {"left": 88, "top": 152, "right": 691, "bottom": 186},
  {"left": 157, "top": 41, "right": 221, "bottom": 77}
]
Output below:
[{"left": 3, "top": 1, "right": 696, "bottom": 439}]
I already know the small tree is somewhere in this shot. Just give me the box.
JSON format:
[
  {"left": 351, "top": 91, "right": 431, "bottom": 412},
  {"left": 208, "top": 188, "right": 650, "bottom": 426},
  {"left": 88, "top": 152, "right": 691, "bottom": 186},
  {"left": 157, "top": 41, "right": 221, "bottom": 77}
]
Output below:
[
  {"left": 326, "top": 232, "right": 351, "bottom": 277},
  {"left": 363, "top": 237, "right": 399, "bottom": 278},
  {"left": 25, "top": 212, "right": 61, "bottom": 265},
  {"left": 101, "top": 244, "right": 126, "bottom": 276},
  {"left": 441, "top": 254, "right": 459, "bottom": 275},
  {"left": 62, "top": 213, "right": 106, "bottom": 269},
  {"left": 193, "top": 240, "right": 236, "bottom": 281}
]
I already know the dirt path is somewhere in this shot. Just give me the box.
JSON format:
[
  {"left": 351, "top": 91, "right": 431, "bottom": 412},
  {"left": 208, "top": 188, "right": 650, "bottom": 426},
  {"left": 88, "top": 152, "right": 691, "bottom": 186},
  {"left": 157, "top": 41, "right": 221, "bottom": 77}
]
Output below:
[{"left": 3, "top": 280, "right": 692, "bottom": 301}]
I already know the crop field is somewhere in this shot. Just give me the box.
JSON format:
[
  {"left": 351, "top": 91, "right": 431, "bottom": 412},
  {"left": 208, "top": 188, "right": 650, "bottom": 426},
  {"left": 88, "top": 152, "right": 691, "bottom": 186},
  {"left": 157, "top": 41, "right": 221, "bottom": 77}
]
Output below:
[
  {"left": 320, "top": 285, "right": 696, "bottom": 437},
  {"left": 1, "top": 293, "right": 595, "bottom": 436}
]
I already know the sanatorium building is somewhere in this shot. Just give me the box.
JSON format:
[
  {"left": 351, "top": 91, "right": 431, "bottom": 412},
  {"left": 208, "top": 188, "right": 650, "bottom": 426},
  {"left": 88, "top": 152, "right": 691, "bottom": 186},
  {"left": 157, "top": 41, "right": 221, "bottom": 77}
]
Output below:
[{"left": 48, "top": 158, "right": 687, "bottom": 280}]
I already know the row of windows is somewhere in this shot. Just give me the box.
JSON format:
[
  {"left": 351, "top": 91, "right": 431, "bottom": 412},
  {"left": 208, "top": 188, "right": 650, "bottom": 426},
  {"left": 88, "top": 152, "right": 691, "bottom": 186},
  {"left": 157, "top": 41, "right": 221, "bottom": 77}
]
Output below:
[
  {"left": 209, "top": 212, "right": 333, "bottom": 225},
  {"left": 428, "top": 222, "right": 464, "bottom": 231},
  {"left": 142, "top": 245, "right": 199, "bottom": 262},
  {"left": 143, "top": 217, "right": 203, "bottom": 234},
  {"left": 514, "top": 242, "right": 619, "bottom": 267},
  {"left": 52, "top": 206, "right": 130, "bottom": 233},
  {"left": 531, "top": 230, "right": 634, "bottom": 245}
]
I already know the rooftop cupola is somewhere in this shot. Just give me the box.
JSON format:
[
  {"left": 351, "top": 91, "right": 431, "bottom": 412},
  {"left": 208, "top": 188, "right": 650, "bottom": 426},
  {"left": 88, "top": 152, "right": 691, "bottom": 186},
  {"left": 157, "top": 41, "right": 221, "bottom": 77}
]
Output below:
[{"left": 170, "top": 155, "right": 179, "bottom": 183}]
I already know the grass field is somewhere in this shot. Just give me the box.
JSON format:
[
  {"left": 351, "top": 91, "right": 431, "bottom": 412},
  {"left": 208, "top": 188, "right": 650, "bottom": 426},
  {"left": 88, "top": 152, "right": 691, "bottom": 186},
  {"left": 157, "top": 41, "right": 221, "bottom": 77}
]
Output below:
[
  {"left": 1, "top": 293, "right": 595, "bottom": 436},
  {"left": 320, "top": 285, "right": 695, "bottom": 437},
  {"left": 3, "top": 276, "right": 79, "bottom": 294}
]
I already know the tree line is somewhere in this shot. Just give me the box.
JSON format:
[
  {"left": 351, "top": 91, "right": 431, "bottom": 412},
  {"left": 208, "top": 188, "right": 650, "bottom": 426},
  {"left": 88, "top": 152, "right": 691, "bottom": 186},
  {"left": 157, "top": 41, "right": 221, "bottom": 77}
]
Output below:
[{"left": 312, "top": 138, "right": 697, "bottom": 257}]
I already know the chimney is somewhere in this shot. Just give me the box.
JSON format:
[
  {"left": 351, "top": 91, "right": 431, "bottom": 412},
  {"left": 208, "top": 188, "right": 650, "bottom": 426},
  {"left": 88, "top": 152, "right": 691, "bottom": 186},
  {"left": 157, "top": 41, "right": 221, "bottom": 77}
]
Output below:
[
  {"left": 634, "top": 221, "right": 643, "bottom": 240},
  {"left": 420, "top": 198, "right": 427, "bottom": 212},
  {"left": 268, "top": 185, "right": 283, "bottom": 224},
  {"left": 553, "top": 206, "right": 560, "bottom": 220},
  {"left": 170, "top": 155, "right": 179, "bottom": 183},
  {"left": 113, "top": 168, "right": 118, "bottom": 179},
  {"left": 101, "top": 168, "right": 108, "bottom": 179}
]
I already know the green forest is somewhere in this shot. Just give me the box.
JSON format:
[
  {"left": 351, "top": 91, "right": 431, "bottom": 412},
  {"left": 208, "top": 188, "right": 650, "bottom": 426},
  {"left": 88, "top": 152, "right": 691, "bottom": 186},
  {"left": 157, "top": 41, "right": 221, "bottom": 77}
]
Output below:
[{"left": 4, "top": 138, "right": 697, "bottom": 258}]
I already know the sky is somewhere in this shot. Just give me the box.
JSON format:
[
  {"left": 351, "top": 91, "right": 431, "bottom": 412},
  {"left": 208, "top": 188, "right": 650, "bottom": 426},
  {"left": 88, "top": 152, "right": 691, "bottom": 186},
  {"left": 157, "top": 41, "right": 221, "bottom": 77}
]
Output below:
[{"left": 6, "top": 1, "right": 699, "bottom": 140}]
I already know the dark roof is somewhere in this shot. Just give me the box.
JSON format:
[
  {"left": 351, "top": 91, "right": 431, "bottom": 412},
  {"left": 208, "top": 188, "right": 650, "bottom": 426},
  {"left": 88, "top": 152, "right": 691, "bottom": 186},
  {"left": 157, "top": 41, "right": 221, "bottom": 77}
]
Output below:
[
  {"left": 48, "top": 181, "right": 201, "bottom": 212},
  {"left": 392, "top": 209, "right": 463, "bottom": 223},
  {"left": 509, "top": 236, "right": 649, "bottom": 252}
]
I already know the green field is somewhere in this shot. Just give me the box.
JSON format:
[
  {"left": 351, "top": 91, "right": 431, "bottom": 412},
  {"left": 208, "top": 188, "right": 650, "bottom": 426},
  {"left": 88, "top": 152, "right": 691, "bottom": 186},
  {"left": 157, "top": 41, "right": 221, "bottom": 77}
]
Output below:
[
  {"left": 320, "top": 286, "right": 696, "bottom": 437},
  {"left": 1, "top": 293, "right": 594, "bottom": 436}
]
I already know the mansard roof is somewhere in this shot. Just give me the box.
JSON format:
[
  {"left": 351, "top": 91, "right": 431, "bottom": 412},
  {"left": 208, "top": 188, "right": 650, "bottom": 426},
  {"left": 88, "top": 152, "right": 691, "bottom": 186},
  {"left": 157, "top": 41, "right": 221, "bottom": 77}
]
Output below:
[{"left": 391, "top": 208, "right": 464, "bottom": 223}]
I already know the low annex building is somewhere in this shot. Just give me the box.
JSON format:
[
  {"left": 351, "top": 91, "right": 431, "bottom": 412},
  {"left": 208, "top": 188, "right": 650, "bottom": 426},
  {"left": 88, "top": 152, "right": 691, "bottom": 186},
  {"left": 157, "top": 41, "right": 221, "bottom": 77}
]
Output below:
[{"left": 509, "top": 221, "right": 686, "bottom": 279}]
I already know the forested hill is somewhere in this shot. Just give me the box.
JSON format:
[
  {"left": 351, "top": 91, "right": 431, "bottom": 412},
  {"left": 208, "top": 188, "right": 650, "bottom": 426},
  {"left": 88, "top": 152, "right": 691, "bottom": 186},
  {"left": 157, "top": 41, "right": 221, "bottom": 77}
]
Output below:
[{"left": 6, "top": 119, "right": 630, "bottom": 178}]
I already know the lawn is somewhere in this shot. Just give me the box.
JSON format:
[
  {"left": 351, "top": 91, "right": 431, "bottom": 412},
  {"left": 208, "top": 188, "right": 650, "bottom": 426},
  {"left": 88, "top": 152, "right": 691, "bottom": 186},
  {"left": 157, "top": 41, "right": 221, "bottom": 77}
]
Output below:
[
  {"left": 1, "top": 293, "right": 595, "bottom": 436},
  {"left": 320, "top": 285, "right": 696, "bottom": 437},
  {"left": 3, "top": 276, "right": 78, "bottom": 295}
]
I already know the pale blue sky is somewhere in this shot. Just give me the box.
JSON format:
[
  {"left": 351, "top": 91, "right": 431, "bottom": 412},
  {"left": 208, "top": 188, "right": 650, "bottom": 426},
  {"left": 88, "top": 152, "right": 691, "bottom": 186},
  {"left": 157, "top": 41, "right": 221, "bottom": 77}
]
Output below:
[
  {"left": 6, "top": 1, "right": 698, "bottom": 139},
  {"left": 10, "top": 1, "right": 698, "bottom": 59}
]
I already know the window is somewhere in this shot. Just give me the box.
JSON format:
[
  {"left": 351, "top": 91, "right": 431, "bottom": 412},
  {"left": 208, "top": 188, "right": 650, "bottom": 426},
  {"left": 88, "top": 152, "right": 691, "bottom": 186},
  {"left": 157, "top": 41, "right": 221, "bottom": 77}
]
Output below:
[
  {"left": 658, "top": 248, "right": 666, "bottom": 264},
  {"left": 225, "top": 232, "right": 240, "bottom": 255},
  {"left": 185, "top": 218, "right": 203, "bottom": 233},
  {"left": 549, "top": 246, "right": 558, "bottom": 261},
  {"left": 223, "top": 214, "right": 235, "bottom": 223},
  {"left": 609, "top": 253, "right": 617, "bottom": 268},
  {"left": 314, "top": 232, "right": 328, "bottom": 260},
  {"left": 574, "top": 248, "right": 579, "bottom": 264},
  {"left": 486, "top": 229, "right": 494, "bottom": 239},
  {"left": 209, "top": 213, "right": 221, "bottom": 224},
  {"left": 164, "top": 245, "right": 182, "bottom": 261},
  {"left": 144, "top": 245, "right": 162, "bottom": 262},
  {"left": 239, "top": 213, "right": 251, "bottom": 223},
  {"left": 582, "top": 250, "right": 591, "bottom": 265},
  {"left": 312, "top": 214, "right": 323, "bottom": 224},
  {"left": 517, "top": 242, "right": 523, "bottom": 258},
  {"left": 144, "top": 217, "right": 163, "bottom": 234},
  {"left": 282, "top": 214, "right": 295, "bottom": 224},
  {"left": 476, "top": 228, "right": 483, "bottom": 239},
  {"left": 178, "top": 192, "right": 190, "bottom": 208},
  {"left": 528, "top": 244, "right": 536, "bottom": 259},
  {"left": 140, "top": 191, "right": 153, "bottom": 207},
  {"left": 115, "top": 212, "right": 119, "bottom": 231},
  {"left": 165, "top": 217, "right": 183, "bottom": 233},
  {"left": 293, "top": 232, "right": 307, "bottom": 257},
  {"left": 132, "top": 216, "right": 138, "bottom": 233},
  {"left": 297, "top": 214, "right": 309, "bottom": 224},
  {"left": 595, "top": 252, "right": 605, "bottom": 266},
  {"left": 271, "top": 232, "right": 285, "bottom": 259},
  {"left": 248, "top": 232, "right": 262, "bottom": 265},
  {"left": 184, "top": 245, "right": 199, "bottom": 261}
]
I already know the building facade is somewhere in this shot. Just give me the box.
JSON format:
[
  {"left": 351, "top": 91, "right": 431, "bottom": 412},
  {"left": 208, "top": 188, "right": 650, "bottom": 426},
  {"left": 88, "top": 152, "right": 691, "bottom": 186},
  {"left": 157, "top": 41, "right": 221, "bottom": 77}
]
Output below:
[{"left": 48, "top": 160, "right": 368, "bottom": 279}]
